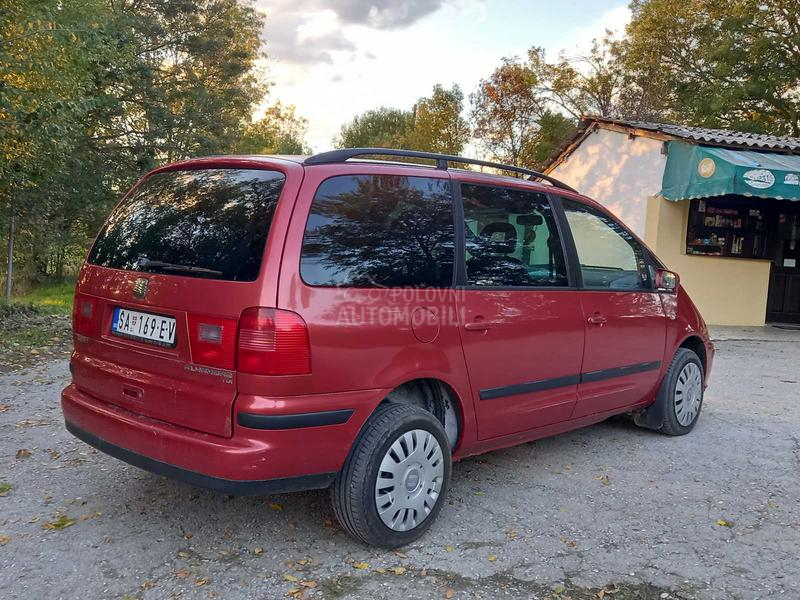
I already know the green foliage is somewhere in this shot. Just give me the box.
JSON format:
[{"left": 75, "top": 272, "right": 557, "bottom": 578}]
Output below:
[
  {"left": 625, "top": 0, "right": 800, "bottom": 135},
  {"left": 409, "top": 85, "right": 470, "bottom": 154},
  {"left": 1, "top": 0, "right": 308, "bottom": 290},
  {"left": 12, "top": 278, "right": 75, "bottom": 314},
  {"left": 335, "top": 107, "right": 415, "bottom": 149},
  {"left": 237, "top": 103, "right": 310, "bottom": 155},
  {"left": 334, "top": 84, "right": 470, "bottom": 154}
]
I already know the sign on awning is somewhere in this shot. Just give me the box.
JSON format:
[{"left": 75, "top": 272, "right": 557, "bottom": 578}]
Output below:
[{"left": 659, "top": 141, "right": 800, "bottom": 201}]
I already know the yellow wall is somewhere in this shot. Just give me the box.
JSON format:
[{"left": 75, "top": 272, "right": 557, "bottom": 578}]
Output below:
[{"left": 644, "top": 197, "right": 772, "bottom": 326}]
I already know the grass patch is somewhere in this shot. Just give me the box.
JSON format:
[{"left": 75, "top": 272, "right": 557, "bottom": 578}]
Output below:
[
  {"left": 3, "top": 326, "right": 53, "bottom": 347},
  {"left": 12, "top": 279, "right": 76, "bottom": 315},
  {"left": 0, "top": 482, "right": 12, "bottom": 496}
]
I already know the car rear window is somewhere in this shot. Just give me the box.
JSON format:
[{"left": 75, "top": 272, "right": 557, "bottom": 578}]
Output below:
[{"left": 88, "top": 168, "right": 285, "bottom": 281}]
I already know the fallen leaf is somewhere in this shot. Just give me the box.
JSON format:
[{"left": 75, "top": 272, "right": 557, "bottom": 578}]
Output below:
[
  {"left": 270, "top": 502, "right": 284, "bottom": 511},
  {"left": 505, "top": 529, "right": 518, "bottom": 540},
  {"left": 391, "top": 566, "right": 406, "bottom": 575},
  {"left": 253, "top": 547, "right": 263, "bottom": 556},
  {"left": 0, "top": 535, "right": 9, "bottom": 546},
  {"left": 177, "top": 550, "right": 191, "bottom": 558},
  {"left": 195, "top": 576, "right": 210, "bottom": 587},
  {"left": 716, "top": 519, "right": 734, "bottom": 527},
  {"left": 595, "top": 474, "right": 611, "bottom": 486},
  {"left": 394, "top": 550, "right": 408, "bottom": 559},
  {"left": 300, "top": 581, "right": 317, "bottom": 589},
  {"left": 0, "top": 483, "right": 12, "bottom": 496},
  {"left": 283, "top": 574, "right": 299, "bottom": 582},
  {"left": 48, "top": 449, "right": 61, "bottom": 460},
  {"left": 487, "top": 555, "right": 497, "bottom": 562},
  {"left": 43, "top": 515, "right": 76, "bottom": 530},
  {"left": 445, "top": 589, "right": 455, "bottom": 598},
  {"left": 375, "top": 568, "right": 386, "bottom": 574},
  {"left": 142, "top": 580, "right": 155, "bottom": 590},
  {"left": 16, "top": 449, "right": 32, "bottom": 459},
  {"left": 286, "top": 589, "right": 305, "bottom": 599},
  {"left": 352, "top": 562, "right": 369, "bottom": 570},
  {"left": 175, "top": 568, "right": 190, "bottom": 579},
  {"left": 445, "top": 544, "right": 454, "bottom": 553},
  {"left": 0, "top": 404, "right": 11, "bottom": 413}
]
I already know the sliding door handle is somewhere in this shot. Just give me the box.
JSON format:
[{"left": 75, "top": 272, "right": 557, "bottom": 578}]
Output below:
[{"left": 587, "top": 313, "right": 608, "bottom": 326}]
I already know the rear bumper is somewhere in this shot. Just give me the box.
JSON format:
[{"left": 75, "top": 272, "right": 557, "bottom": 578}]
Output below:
[
  {"left": 61, "top": 383, "right": 384, "bottom": 494},
  {"left": 65, "top": 420, "right": 335, "bottom": 495}
]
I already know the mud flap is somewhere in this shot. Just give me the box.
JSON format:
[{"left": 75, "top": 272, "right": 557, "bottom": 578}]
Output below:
[{"left": 633, "top": 398, "right": 666, "bottom": 431}]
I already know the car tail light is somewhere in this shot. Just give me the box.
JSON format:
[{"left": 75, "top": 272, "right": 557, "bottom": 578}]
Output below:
[
  {"left": 73, "top": 293, "right": 98, "bottom": 336},
  {"left": 187, "top": 314, "right": 237, "bottom": 370},
  {"left": 237, "top": 307, "right": 311, "bottom": 375}
]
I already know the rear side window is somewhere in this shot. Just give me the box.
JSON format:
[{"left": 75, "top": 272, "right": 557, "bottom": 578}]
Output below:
[
  {"left": 562, "top": 199, "right": 651, "bottom": 289},
  {"left": 300, "top": 175, "right": 454, "bottom": 287},
  {"left": 461, "top": 183, "right": 568, "bottom": 287},
  {"left": 88, "top": 169, "right": 285, "bottom": 281}
]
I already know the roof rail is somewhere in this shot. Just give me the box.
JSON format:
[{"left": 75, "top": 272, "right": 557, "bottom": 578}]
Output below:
[{"left": 303, "top": 148, "right": 577, "bottom": 193}]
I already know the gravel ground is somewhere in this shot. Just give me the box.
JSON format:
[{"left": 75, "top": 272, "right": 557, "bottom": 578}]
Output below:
[{"left": 1, "top": 331, "right": 799, "bottom": 600}]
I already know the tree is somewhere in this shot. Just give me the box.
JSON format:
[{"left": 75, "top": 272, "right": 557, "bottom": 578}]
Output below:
[
  {"left": 1, "top": 0, "right": 285, "bottom": 293},
  {"left": 1, "top": 0, "right": 112, "bottom": 298},
  {"left": 334, "top": 107, "right": 415, "bottom": 149},
  {"left": 237, "top": 103, "right": 310, "bottom": 155},
  {"left": 470, "top": 58, "right": 560, "bottom": 169},
  {"left": 625, "top": 0, "right": 800, "bottom": 135},
  {"left": 409, "top": 84, "right": 470, "bottom": 154},
  {"left": 527, "top": 37, "right": 667, "bottom": 122},
  {"left": 334, "top": 84, "right": 470, "bottom": 154}
]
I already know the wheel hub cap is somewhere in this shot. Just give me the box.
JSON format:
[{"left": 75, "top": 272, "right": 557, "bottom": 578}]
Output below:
[
  {"left": 375, "top": 429, "right": 444, "bottom": 532},
  {"left": 674, "top": 362, "right": 703, "bottom": 426}
]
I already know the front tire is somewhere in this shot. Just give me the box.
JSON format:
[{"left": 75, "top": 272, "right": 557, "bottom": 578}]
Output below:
[
  {"left": 331, "top": 403, "right": 451, "bottom": 548},
  {"left": 658, "top": 348, "right": 705, "bottom": 436}
]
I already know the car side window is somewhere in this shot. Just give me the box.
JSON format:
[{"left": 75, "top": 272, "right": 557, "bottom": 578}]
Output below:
[
  {"left": 460, "top": 183, "right": 568, "bottom": 287},
  {"left": 300, "top": 175, "right": 454, "bottom": 287},
  {"left": 561, "top": 199, "right": 651, "bottom": 290}
]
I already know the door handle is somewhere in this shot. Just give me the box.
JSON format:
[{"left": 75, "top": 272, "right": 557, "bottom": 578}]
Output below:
[
  {"left": 464, "top": 321, "right": 491, "bottom": 332},
  {"left": 587, "top": 313, "right": 608, "bottom": 326}
]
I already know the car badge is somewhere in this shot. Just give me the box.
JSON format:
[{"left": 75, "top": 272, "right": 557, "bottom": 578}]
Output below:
[{"left": 133, "top": 277, "right": 150, "bottom": 299}]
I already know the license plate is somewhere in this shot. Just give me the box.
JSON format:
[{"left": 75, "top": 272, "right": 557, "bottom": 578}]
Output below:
[{"left": 111, "top": 307, "right": 177, "bottom": 347}]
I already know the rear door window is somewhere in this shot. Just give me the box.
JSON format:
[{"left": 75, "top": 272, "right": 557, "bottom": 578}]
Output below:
[
  {"left": 88, "top": 169, "right": 285, "bottom": 281},
  {"left": 460, "top": 183, "right": 568, "bottom": 287},
  {"left": 300, "top": 175, "right": 454, "bottom": 288}
]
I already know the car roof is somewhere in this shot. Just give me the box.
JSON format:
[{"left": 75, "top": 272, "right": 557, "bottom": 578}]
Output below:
[{"left": 152, "top": 152, "right": 588, "bottom": 202}]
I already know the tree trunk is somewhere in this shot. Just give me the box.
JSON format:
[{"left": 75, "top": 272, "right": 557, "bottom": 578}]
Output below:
[{"left": 5, "top": 197, "right": 13, "bottom": 305}]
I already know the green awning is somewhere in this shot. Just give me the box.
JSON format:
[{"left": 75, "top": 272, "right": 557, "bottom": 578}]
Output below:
[{"left": 659, "top": 141, "right": 800, "bottom": 201}]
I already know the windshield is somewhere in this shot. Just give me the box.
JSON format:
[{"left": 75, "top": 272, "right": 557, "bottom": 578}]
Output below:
[{"left": 87, "top": 168, "right": 286, "bottom": 281}]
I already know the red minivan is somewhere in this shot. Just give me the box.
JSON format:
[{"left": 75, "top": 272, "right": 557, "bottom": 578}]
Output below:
[{"left": 62, "top": 149, "right": 713, "bottom": 547}]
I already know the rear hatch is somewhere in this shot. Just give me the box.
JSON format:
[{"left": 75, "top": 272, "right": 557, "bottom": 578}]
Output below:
[{"left": 71, "top": 165, "right": 289, "bottom": 437}]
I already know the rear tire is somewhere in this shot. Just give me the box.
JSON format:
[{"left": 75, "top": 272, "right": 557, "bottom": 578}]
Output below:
[
  {"left": 658, "top": 348, "right": 705, "bottom": 436},
  {"left": 331, "top": 403, "right": 451, "bottom": 548}
]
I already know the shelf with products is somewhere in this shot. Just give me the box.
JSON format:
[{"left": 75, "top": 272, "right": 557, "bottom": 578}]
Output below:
[{"left": 685, "top": 198, "right": 771, "bottom": 259}]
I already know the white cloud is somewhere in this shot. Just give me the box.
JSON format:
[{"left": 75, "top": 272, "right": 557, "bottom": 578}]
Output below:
[
  {"left": 550, "top": 4, "right": 631, "bottom": 58},
  {"left": 256, "top": 2, "right": 632, "bottom": 152}
]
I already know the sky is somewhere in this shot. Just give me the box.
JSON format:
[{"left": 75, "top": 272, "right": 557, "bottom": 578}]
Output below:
[{"left": 253, "top": 1, "right": 632, "bottom": 151}]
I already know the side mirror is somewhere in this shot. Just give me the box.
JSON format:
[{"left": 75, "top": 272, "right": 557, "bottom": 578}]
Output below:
[{"left": 655, "top": 269, "right": 679, "bottom": 293}]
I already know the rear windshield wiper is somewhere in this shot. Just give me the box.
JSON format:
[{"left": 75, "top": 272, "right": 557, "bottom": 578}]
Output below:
[{"left": 137, "top": 256, "right": 223, "bottom": 277}]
